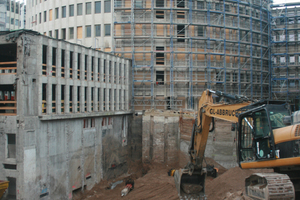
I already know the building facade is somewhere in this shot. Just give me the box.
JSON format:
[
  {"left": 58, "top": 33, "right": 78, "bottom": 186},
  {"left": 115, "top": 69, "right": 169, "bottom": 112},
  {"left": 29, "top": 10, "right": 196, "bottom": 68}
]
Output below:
[
  {"left": 271, "top": 3, "right": 300, "bottom": 110},
  {"left": 1, "top": 0, "right": 25, "bottom": 31},
  {"left": 26, "top": 0, "right": 113, "bottom": 51},
  {"left": 0, "top": 30, "right": 132, "bottom": 199},
  {"left": 114, "top": 0, "right": 271, "bottom": 110}
]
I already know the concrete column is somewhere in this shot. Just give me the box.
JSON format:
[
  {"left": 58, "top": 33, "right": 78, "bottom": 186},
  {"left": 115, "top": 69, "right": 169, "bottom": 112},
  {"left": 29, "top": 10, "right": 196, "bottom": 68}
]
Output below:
[
  {"left": 93, "top": 87, "right": 98, "bottom": 112},
  {"left": 100, "top": 87, "right": 103, "bottom": 111},
  {"left": 73, "top": 86, "right": 78, "bottom": 113},
  {"left": 57, "top": 41, "right": 62, "bottom": 78},
  {"left": 46, "top": 40, "right": 52, "bottom": 114},
  {"left": 116, "top": 89, "right": 119, "bottom": 111},
  {"left": 65, "top": 84, "right": 70, "bottom": 114},
  {"left": 142, "top": 115, "right": 151, "bottom": 163},
  {"left": 65, "top": 44, "right": 70, "bottom": 79},
  {"left": 153, "top": 116, "right": 165, "bottom": 163},
  {"left": 87, "top": 86, "right": 91, "bottom": 112},
  {"left": 87, "top": 50, "right": 91, "bottom": 81},
  {"left": 37, "top": 37, "right": 43, "bottom": 115},
  {"left": 57, "top": 83, "right": 61, "bottom": 114},
  {"left": 80, "top": 50, "right": 84, "bottom": 81},
  {"left": 80, "top": 86, "right": 84, "bottom": 112}
]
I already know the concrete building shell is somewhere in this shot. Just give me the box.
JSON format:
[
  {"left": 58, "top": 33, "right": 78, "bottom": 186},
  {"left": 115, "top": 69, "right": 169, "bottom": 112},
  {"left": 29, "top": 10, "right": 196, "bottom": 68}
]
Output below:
[
  {"left": 26, "top": 0, "right": 113, "bottom": 51},
  {"left": 0, "top": 30, "right": 132, "bottom": 199},
  {"left": 113, "top": 0, "right": 271, "bottom": 110}
]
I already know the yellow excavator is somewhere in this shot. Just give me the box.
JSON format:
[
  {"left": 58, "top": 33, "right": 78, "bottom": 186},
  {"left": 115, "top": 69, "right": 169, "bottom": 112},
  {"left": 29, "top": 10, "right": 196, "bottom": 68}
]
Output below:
[{"left": 172, "top": 89, "right": 300, "bottom": 199}]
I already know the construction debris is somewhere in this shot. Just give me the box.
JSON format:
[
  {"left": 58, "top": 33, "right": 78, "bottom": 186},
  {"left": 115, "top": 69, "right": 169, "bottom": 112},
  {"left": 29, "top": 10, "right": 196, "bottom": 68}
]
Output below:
[{"left": 121, "top": 179, "right": 134, "bottom": 197}]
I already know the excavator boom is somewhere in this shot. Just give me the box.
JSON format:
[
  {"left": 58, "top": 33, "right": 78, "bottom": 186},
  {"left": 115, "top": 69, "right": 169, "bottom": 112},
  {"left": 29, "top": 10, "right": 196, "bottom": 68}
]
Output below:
[{"left": 173, "top": 90, "right": 251, "bottom": 199}]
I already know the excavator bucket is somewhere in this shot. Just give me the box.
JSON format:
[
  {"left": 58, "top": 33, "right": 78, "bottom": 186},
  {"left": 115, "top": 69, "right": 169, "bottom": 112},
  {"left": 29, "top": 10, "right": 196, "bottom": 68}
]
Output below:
[{"left": 173, "top": 169, "right": 206, "bottom": 199}]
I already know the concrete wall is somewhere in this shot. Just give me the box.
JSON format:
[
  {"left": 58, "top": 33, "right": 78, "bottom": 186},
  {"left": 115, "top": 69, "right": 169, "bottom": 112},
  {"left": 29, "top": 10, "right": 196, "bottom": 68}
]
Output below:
[
  {"left": 142, "top": 111, "right": 180, "bottom": 164},
  {"left": 141, "top": 111, "right": 237, "bottom": 169}
]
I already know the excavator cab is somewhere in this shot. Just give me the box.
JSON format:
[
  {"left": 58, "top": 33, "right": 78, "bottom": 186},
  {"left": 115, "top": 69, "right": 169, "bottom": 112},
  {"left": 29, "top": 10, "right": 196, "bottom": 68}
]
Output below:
[{"left": 237, "top": 102, "right": 290, "bottom": 165}]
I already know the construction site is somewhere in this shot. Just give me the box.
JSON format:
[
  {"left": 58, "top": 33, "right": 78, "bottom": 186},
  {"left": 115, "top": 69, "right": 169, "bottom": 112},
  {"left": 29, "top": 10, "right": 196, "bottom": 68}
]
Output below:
[{"left": 0, "top": 0, "right": 300, "bottom": 200}]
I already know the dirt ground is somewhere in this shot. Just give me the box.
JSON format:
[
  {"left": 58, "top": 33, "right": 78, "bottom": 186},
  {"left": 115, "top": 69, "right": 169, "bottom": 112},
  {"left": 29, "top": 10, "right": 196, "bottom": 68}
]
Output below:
[{"left": 74, "top": 156, "right": 272, "bottom": 200}]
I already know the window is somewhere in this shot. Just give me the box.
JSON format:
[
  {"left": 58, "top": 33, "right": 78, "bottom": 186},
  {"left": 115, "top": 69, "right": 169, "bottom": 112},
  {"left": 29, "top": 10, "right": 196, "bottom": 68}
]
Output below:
[
  {"left": 11, "top": 1, "right": 14, "bottom": 12},
  {"left": 77, "top": 3, "right": 83, "bottom": 15},
  {"left": 16, "top": 2, "right": 19, "bottom": 14},
  {"left": 104, "top": 24, "right": 111, "bottom": 36},
  {"left": 49, "top": 9, "right": 52, "bottom": 21},
  {"left": 280, "top": 56, "right": 286, "bottom": 64},
  {"left": 44, "top": 10, "right": 47, "bottom": 22},
  {"left": 225, "top": 4, "right": 230, "bottom": 12},
  {"left": 49, "top": 31, "right": 52, "bottom": 37},
  {"left": 95, "top": 1, "right": 101, "bottom": 13},
  {"left": 10, "top": 18, "right": 14, "bottom": 24},
  {"left": 135, "top": 1, "right": 142, "bottom": 8},
  {"left": 95, "top": 25, "right": 101, "bottom": 36},
  {"left": 61, "top": 28, "right": 66, "bottom": 39},
  {"left": 7, "top": 134, "right": 16, "bottom": 159},
  {"left": 177, "top": 0, "right": 184, "bottom": 8},
  {"left": 156, "top": 0, "right": 164, "bottom": 7},
  {"left": 55, "top": 7, "right": 59, "bottom": 19},
  {"left": 290, "top": 55, "right": 295, "bottom": 64},
  {"left": 198, "top": 1, "right": 205, "bottom": 9},
  {"left": 62, "top": 6, "right": 66, "bottom": 18},
  {"left": 104, "top": 0, "right": 111, "bottom": 13},
  {"left": 86, "top": 2, "right": 91, "bottom": 14},
  {"left": 86, "top": 25, "right": 91, "bottom": 37},
  {"left": 39, "top": 12, "right": 41, "bottom": 23},
  {"left": 6, "top": 0, "right": 9, "bottom": 11},
  {"left": 69, "top": 4, "right": 74, "bottom": 17},
  {"left": 198, "top": 26, "right": 204, "bottom": 36},
  {"left": 55, "top": 29, "right": 58, "bottom": 39},
  {"left": 156, "top": 46, "right": 164, "bottom": 65},
  {"left": 69, "top": 27, "right": 74, "bottom": 39},
  {"left": 177, "top": 25, "right": 185, "bottom": 42},
  {"left": 156, "top": 10, "right": 164, "bottom": 19},
  {"left": 15, "top": 19, "right": 18, "bottom": 26},
  {"left": 156, "top": 71, "right": 164, "bottom": 85},
  {"left": 77, "top": 26, "right": 82, "bottom": 39}
]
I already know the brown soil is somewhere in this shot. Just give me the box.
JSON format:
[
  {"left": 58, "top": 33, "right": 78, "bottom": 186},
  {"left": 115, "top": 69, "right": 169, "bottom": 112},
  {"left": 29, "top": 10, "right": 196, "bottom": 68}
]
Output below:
[{"left": 75, "top": 157, "right": 272, "bottom": 200}]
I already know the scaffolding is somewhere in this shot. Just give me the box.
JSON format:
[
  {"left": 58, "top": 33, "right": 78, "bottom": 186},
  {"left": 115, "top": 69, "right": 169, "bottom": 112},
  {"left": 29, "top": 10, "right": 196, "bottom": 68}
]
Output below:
[
  {"left": 113, "top": 0, "right": 271, "bottom": 110},
  {"left": 270, "top": 3, "right": 300, "bottom": 110}
]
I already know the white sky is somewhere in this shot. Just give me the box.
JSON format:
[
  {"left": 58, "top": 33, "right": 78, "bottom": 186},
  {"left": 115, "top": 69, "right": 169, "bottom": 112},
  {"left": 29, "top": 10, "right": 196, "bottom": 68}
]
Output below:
[{"left": 272, "top": 0, "right": 300, "bottom": 4}]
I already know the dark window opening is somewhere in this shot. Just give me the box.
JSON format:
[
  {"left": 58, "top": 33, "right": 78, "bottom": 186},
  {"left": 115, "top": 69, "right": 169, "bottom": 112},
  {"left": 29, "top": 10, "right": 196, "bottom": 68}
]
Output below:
[
  {"left": 156, "top": 71, "right": 164, "bottom": 85},
  {"left": 7, "top": 134, "right": 16, "bottom": 158},
  {"left": 84, "top": 87, "right": 87, "bottom": 112},
  {"left": 77, "top": 86, "right": 80, "bottom": 112},
  {"left": 70, "top": 86, "right": 73, "bottom": 112},
  {"left": 6, "top": 177, "right": 16, "bottom": 199},
  {"left": 84, "top": 55, "right": 88, "bottom": 80},
  {"left": 156, "top": 0, "right": 164, "bottom": 7},
  {"left": 61, "top": 50, "right": 65, "bottom": 78},
  {"left": 156, "top": 10, "right": 164, "bottom": 19},
  {"left": 52, "top": 48, "right": 56, "bottom": 77},
  {"left": 77, "top": 53, "right": 81, "bottom": 79},
  {"left": 42, "top": 45, "right": 47, "bottom": 75},
  {"left": 91, "top": 57, "right": 94, "bottom": 81},
  {"left": 177, "top": 25, "right": 185, "bottom": 42},
  {"left": 156, "top": 46, "right": 164, "bottom": 65},
  {"left": 52, "top": 84, "right": 56, "bottom": 113},
  {"left": 177, "top": 0, "right": 184, "bottom": 8},
  {"left": 61, "top": 85, "right": 65, "bottom": 113},
  {"left": 70, "top": 52, "right": 73, "bottom": 79},
  {"left": 177, "top": 11, "right": 185, "bottom": 19},
  {"left": 42, "top": 84, "right": 47, "bottom": 113}
]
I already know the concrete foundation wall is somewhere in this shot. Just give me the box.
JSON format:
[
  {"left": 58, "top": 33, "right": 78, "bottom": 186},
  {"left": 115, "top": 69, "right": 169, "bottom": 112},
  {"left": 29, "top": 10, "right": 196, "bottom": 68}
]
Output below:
[
  {"left": 0, "top": 115, "right": 130, "bottom": 199},
  {"left": 142, "top": 111, "right": 180, "bottom": 164}
]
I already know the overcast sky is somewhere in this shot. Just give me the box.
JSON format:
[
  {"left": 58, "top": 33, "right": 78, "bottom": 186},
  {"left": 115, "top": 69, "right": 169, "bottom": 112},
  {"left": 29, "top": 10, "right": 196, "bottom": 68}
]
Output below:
[{"left": 272, "top": 0, "right": 300, "bottom": 4}]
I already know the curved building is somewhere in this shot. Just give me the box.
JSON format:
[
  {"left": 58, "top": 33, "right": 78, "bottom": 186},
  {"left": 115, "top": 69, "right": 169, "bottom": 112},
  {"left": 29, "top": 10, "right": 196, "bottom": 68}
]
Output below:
[
  {"left": 26, "top": 0, "right": 113, "bottom": 51},
  {"left": 113, "top": 0, "right": 271, "bottom": 110}
]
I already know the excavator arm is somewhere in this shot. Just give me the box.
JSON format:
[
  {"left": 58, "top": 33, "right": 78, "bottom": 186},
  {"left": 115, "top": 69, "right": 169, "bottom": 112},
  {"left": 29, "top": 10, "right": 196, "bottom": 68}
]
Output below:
[{"left": 173, "top": 90, "right": 250, "bottom": 199}]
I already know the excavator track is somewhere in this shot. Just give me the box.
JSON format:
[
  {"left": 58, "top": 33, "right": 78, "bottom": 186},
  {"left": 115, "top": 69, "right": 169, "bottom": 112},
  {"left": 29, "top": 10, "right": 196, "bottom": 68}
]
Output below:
[{"left": 245, "top": 173, "right": 295, "bottom": 200}]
